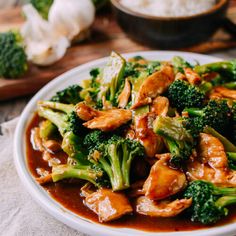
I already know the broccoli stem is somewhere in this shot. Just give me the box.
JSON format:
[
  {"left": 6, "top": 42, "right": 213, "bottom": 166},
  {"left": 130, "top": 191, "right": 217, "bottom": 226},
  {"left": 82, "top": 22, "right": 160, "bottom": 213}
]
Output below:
[
  {"left": 185, "top": 108, "right": 203, "bottom": 117},
  {"left": 204, "top": 127, "right": 236, "bottom": 152},
  {"left": 38, "top": 101, "right": 74, "bottom": 114},
  {"left": 215, "top": 196, "right": 236, "bottom": 208},
  {"left": 199, "top": 82, "right": 213, "bottom": 94},
  {"left": 121, "top": 144, "right": 135, "bottom": 188},
  {"left": 107, "top": 144, "right": 124, "bottom": 190},
  {"left": 194, "top": 61, "right": 236, "bottom": 75},
  {"left": 227, "top": 152, "right": 236, "bottom": 161},
  {"left": 213, "top": 185, "right": 236, "bottom": 195},
  {"left": 38, "top": 106, "right": 68, "bottom": 135},
  {"left": 223, "top": 82, "right": 236, "bottom": 89},
  {"left": 39, "top": 120, "right": 58, "bottom": 140},
  {"left": 52, "top": 165, "right": 102, "bottom": 186}
]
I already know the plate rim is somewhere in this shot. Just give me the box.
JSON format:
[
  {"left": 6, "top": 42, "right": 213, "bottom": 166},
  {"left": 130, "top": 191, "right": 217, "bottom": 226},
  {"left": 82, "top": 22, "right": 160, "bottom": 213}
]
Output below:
[{"left": 14, "top": 50, "right": 236, "bottom": 236}]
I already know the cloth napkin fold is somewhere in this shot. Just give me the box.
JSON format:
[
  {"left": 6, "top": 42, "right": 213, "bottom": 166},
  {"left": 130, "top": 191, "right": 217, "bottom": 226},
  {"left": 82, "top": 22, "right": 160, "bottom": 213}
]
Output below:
[{"left": 0, "top": 118, "right": 86, "bottom": 236}]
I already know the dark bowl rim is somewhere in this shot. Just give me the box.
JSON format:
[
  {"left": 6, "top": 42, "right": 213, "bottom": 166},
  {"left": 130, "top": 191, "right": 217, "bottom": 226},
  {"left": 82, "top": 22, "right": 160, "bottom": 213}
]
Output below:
[{"left": 111, "top": 0, "right": 229, "bottom": 21}]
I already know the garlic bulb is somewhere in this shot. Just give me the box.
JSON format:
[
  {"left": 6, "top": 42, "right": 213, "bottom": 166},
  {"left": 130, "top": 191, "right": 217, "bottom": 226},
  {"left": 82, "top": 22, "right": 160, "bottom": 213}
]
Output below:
[
  {"left": 48, "top": 0, "right": 95, "bottom": 42},
  {"left": 21, "top": 4, "right": 70, "bottom": 66}
]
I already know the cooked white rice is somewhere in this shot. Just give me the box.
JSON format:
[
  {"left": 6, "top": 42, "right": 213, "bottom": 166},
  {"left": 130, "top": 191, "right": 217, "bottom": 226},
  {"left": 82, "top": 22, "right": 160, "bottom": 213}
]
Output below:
[{"left": 120, "top": 0, "right": 216, "bottom": 17}]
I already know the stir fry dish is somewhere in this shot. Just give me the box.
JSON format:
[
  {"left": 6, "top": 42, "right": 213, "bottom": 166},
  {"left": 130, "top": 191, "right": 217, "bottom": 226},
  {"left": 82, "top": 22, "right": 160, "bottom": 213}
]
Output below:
[{"left": 28, "top": 52, "right": 236, "bottom": 228}]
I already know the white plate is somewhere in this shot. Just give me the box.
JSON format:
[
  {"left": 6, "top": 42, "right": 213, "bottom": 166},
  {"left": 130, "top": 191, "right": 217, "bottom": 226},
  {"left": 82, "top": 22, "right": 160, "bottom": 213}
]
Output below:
[{"left": 14, "top": 51, "right": 236, "bottom": 236}]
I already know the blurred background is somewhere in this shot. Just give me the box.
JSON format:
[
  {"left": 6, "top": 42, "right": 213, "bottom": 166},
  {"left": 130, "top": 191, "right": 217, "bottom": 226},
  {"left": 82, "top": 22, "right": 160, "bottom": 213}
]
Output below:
[{"left": 1, "top": 0, "right": 236, "bottom": 128}]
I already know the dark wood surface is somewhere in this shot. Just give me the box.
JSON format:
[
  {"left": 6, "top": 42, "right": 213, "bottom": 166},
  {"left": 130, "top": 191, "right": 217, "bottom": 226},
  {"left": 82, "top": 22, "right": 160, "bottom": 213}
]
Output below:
[{"left": 1, "top": 3, "right": 236, "bottom": 125}]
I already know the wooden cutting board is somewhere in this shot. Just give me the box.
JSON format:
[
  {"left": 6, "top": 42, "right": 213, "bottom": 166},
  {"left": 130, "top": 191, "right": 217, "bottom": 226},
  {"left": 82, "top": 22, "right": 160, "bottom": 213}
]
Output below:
[{"left": 1, "top": 4, "right": 236, "bottom": 101}]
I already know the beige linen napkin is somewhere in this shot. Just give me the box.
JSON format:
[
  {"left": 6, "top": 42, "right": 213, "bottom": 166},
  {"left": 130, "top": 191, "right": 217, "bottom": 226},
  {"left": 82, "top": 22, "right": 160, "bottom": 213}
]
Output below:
[{"left": 0, "top": 118, "right": 87, "bottom": 236}]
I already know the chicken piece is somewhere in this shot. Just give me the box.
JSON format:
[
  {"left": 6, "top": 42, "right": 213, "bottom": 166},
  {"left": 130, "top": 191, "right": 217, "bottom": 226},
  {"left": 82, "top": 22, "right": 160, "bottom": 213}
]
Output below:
[
  {"left": 175, "top": 72, "right": 186, "bottom": 81},
  {"left": 36, "top": 174, "right": 52, "bottom": 185},
  {"left": 134, "top": 114, "right": 163, "bottom": 158},
  {"left": 151, "top": 96, "right": 169, "bottom": 116},
  {"left": 44, "top": 140, "right": 61, "bottom": 153},
  {"left": 83, "top": 109, "right": 132, "bottom": 132},
  {"left": 131, "top": 65, "right": 174, "bottom": 109},
  {"left": 136, "top": 196, "right": 192, "bottom": 217},
  {"left": 31, "top": 128, "right": 44, "bottom": 152},
  {"left": 143, "top": 154, "right": 187, "bottom": 200},
  {"left": 209, "top": 92, "right": 223, "bottom": 100},
  {"left": 198, "top": 133, "right": 228, "bottom": 169},
  {"left": 75, "top": 102, "right": 100, "bottom": 121},
  {"left": 84, "top": 188, "right": 133, "bottom": 222},
  {"left": 184, "top": 68, "right": 201, "bottom": 85},
  {"left": 76, "top": 102, "right": 132, "bottom": 132},
  {"left": 211, "top": 87, "right": 236, "bottom": 100},
  {"left": 187, "top": 133, "right": 236, "bottom": 187},
  {"left": 118, "top": 79, "right": 131, "bottom": 108}
]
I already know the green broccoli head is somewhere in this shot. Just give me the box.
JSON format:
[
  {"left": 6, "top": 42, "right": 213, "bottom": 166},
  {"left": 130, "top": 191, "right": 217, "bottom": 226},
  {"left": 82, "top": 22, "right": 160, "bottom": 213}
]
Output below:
[
  {"left": 89, "top": 135, "right": 145, "bottom": 191},
  {"left": 183, "top": 180, "right": 236, "bottom": 224},
  {"left": 194, "top": 60, "right": 236, "bottom": 83},
  {"left": 83, "top": 130, "right": 111, "bottom": 150},
  {"left": 185, "top": 100, "right": 231, "bottom": 135},
  {"left": 51, "top": 84, "right": 83, "bottom": 105},
  {"left": 31, "top": 0, "right": 53, "bottom": 19},
  {"left": 167, "top": 79, "right": 205, "bottom": 110},
  {"left": 37, "top": 101, "right": 88, "bottom": 163},
  {"left": 153, "top": 116, "right": 194, "bottom": 168},
  {"left": 0, "top": 31, "right": 28, "bottom": 79}
]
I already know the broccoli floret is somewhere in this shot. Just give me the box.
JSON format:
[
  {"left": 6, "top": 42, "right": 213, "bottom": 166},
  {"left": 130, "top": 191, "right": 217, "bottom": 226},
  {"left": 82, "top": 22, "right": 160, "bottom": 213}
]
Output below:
[
  {"left": 37, "top": 101, "right": 87, "bottom": 163},
  {"left": 51, "top": 162, "right": 105, "bottom": 187},
  {"left": 172, "top": 56, "right": 194, "bottom": 73},
  {"left": 80, "top": 68, "right": 103, "bottom": 108},
  {"left": 194, "top": 60, "right": 236, "bottom": 84},
  {"left": 83, "top": 130, "right": 110, "bottom": 150},
  {"left": 167, "top": 80, "right": 206, "bottom": 110},
  {"left": 153, "top": 116, "right": 194, "bottom": 168},
  {"left": 31, "top": 0, "right": 53, "bottom": 19},
  {"left": 183, "top": 180, "right": 236, "bottom": 224},
  {"left": 0, "top": 31, "right": 28, "bottom": 78},
  {"left": 185, "top": 100, "right": 231, "bottom": 135},
  {"left": 51, "top": 84, "right": 83, "bottom": 105},
  {"left": 98, "top": 51, "right": 126, "bottom": 105},
  {"left": 89, "top": 135, "right": 145, "bottom": 191}
]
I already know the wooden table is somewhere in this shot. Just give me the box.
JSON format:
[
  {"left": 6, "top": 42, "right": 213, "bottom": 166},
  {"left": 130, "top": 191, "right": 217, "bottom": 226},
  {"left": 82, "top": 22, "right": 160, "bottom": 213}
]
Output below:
[{"left": 1, "top": 3, "right": 236, "bottom": 127}]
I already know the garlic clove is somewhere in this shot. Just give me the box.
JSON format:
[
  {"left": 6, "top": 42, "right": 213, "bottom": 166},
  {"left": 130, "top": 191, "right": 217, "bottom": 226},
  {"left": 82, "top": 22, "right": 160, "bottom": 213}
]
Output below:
[
  {"left": 21, "top": 4, "right": 70, "bottom": 66},
  {"left": 48, "top": 0, "right": 95, "bottom": 41},
  {"left": 25, "top": 37, "right": 69, "bottom": 66}
]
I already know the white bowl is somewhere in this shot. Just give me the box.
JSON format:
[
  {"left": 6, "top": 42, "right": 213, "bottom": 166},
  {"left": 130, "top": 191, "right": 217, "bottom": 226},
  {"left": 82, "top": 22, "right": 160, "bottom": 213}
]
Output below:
[{"left": 14, "top": 51, "right": 236, "bottom": 236}]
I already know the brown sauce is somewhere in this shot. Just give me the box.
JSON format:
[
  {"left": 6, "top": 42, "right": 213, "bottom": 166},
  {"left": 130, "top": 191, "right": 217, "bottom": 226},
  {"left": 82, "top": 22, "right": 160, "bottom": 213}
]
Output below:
[{"left": 26, "top": 114, "right": 236, "bottom": 232}]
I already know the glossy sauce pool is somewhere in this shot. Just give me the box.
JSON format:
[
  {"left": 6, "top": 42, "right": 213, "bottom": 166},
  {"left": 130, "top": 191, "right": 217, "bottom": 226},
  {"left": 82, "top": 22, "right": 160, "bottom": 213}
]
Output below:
[{"left": 26, "top": 114, "right": 236, "bottom": 232}]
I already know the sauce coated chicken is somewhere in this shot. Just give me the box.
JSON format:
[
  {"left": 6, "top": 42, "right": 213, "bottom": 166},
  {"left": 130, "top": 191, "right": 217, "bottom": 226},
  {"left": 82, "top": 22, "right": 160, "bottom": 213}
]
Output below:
[
  {"left": 187, "top": 133, "right": 236, "bottom": 187},
  {"left": 136, "top": 196, "right": 192, "bottom": 217},
  {"left": 76, "top": 102, "right": 132, "bottom": 132},
  {"left": 84, "top": 188, "right": 133, "bottom": 222},
  {"left": 131, "top": 65, "right": 174, "bottom": 109},
  {"left": 143, "top": 154, "right": 187, "bottom": 200}
]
